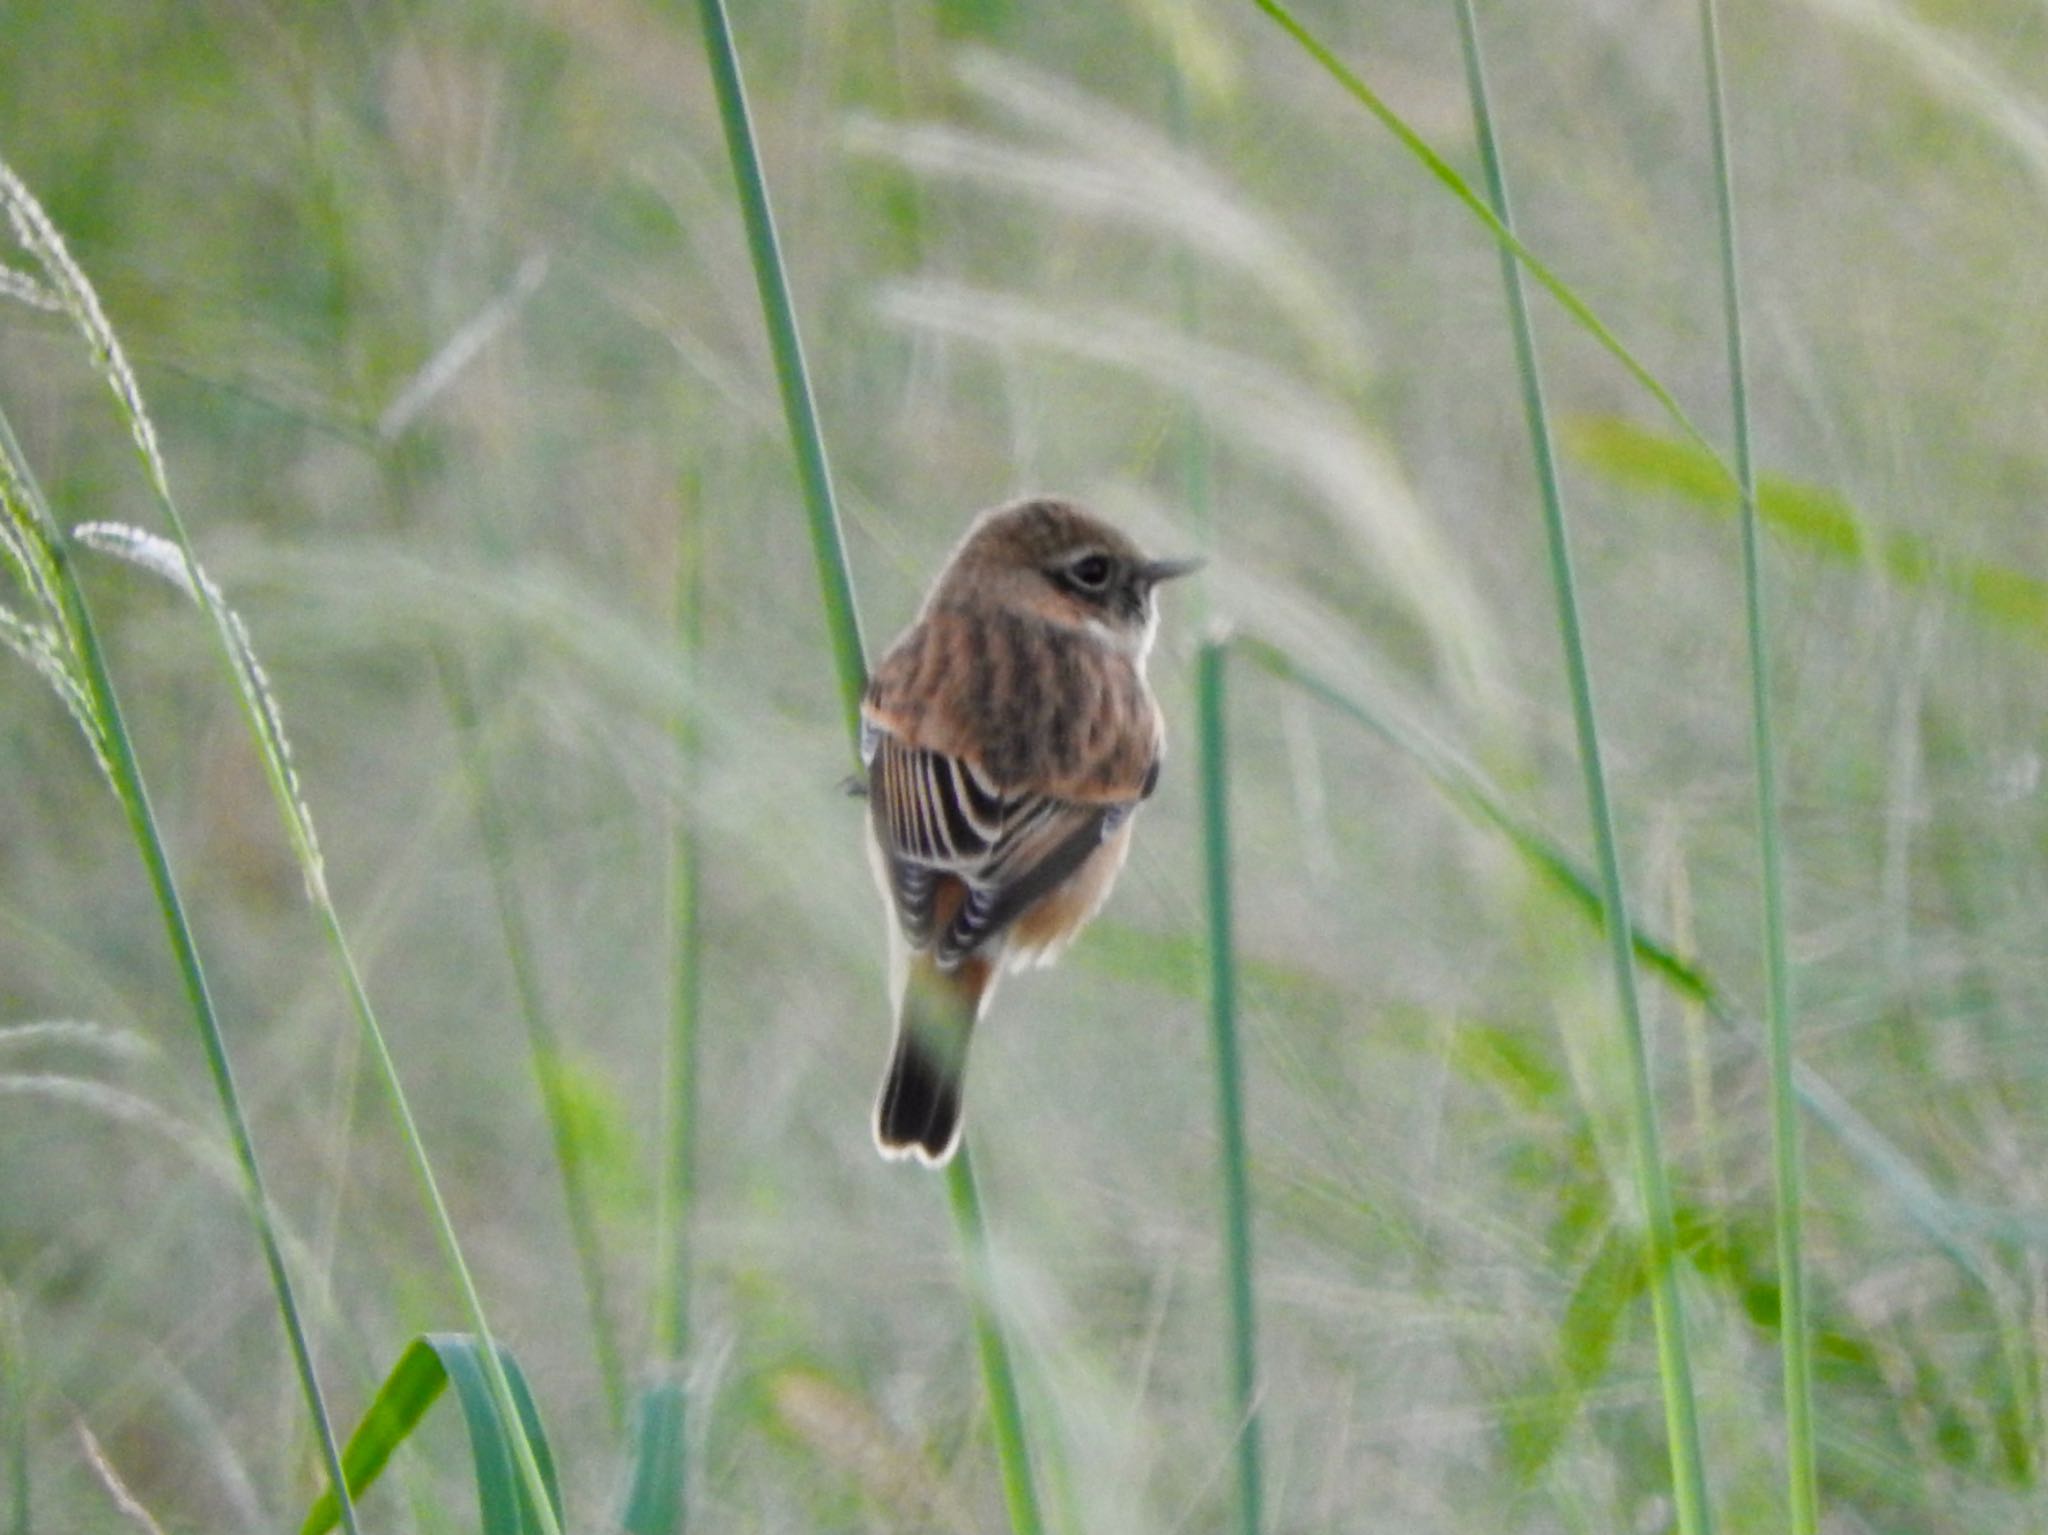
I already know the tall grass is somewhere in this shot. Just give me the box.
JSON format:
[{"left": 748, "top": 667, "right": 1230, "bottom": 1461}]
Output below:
[
  {"left": 623, "top": 468, "right": 705, "bottom": 1535},
  {"left": 436, "top": 644, "right": 628, "bottom": 1431},
  {"left": 0, "top": 164, "right": 560, "bottom": 1535},
  {"left": 1442, "top": 5, "right": 1713, "bottom": 1527},
  {"left": 0, "top": 390, "right": 359, "bottom": 1535},
  {"left": 12, "top": 4, "right": 2048, "bottom": 1530},
  {"left": 688, "top": 2, "right": 1045, "bottom": 1529},
  {"left": 1694, "top": 1, "right": 1818, "bottom": 1523},
  {"left": 1195, "top": 641, "right": 1263, "bottom": 1535},
  {"left": 1, "top": 1287, "right": 23, "bottom": 1535}
]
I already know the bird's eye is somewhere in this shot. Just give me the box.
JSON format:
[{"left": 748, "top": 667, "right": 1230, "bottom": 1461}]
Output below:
[{"left": 1067, "top": 554, "right": 1113, "bottom": 590}]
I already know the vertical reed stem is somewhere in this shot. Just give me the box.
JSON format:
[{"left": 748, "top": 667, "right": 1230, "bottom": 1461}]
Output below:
[
  {"left": 378, "top": 450, "right": 627, "bottom": 1435},
  {"left": 1695, "top": 2, "right": 1818, "bottom": 1524},
  {"left": 1448, "top": 5, "right": 1714, "bottom": 1529},
  {"left": 688, "top": 5, "right": 1045, "bottom": 1527},
  {"left": 2, "top": 1286, "right": 32, "bottom": 1535},
  {"left": 691, "top": 0, "right": 866, "bottom": 745},
  {"left": 1197, "top": 640, "right": 1263, "bottom": 1535},
  {"left": 439, "top": 649, "right": 628, "bottom": 1432},
  {"left": 623, "top": 468, "right": 706, "bottom": 1535},
  {"left": 658, "top": 469, "right": 703, "bottom": 1371},
  {"left": 945, "top": 1151, "right": 1046, "bottom": 1535}
]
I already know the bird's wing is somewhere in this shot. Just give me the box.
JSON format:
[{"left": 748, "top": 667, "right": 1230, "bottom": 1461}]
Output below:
[
  {"left": 862, "top": 611, "right": 1157, "bottom": 962},
  {"left": 865, "top": 725, "right": 1134, "bottom": 963}
]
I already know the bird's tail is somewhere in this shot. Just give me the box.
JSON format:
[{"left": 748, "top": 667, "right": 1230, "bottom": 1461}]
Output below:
[{"left": 875, "top": 950, "right": 994, "bottom": 1166}]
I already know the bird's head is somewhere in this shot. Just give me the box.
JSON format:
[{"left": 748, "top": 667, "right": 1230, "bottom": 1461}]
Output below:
[{"left": 931, "top": 497, "right": 1203, "bottom": 660}]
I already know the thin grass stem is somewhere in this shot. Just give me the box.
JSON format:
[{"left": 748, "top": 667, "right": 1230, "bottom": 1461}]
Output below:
[
  {"left": 377, "top": 410, "right": 627, "bottom": 1434},
  {"left": 944, "top": 1150, "right": 1045, "bottom": 1535},
  {"left": 688, "top": 4, "right": 1045, "bottom": 1527},
  {"left": 1170, "top": 72, "right": 1261, "bottom": 1533},
  {"left": 1196, "top": 640, "right": 1263, "bottom": 1535},
  {"left": 1251, "top": 0, "right": 1725, "bottom": 476},
  {"left": 657, "top": 470, "right": 703, "bottom": 1371},
  {"left": 1446, "top": 4, "right": 1713, "bottom": 1529},
  {"left": 313, "top": 910, "right": 565, "bottom": 1535},
  {"left": 95, "top": 420, "right": 563, "bottom": 1535},
  {"left": 3, "top": 1286, "right": 31, "bottom": 1535},
  {"left": 2, "top": 158, "right": 566, "bottom": 1532},
  {"left": 1694, "top": 2, "right": 1817, "bottom": 1524},
  {"left": 0, "top": 406, "right": 361, "bottom": 1535},
  {"left": 692, "top": 0, "right": 866, "bottom": 745},
  {"left": 1232, "top": 633, "right": 2022, "bottom": 1277},
  {"left": 438, "top": 647, "right": 628, "bottom": 1432}
]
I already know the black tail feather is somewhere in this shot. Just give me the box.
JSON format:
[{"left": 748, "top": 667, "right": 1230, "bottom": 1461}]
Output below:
[{"left": 875, "top": 1028, "right": 964, "bottom": 1166}]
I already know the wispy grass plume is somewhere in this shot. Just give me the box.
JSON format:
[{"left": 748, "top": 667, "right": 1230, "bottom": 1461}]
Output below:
[
  {"left": 0, "top": 159, "right": 559, "bottom": 1535},
  {"left": 845, "top": 48, "right": 1366, "bottom": 379}
]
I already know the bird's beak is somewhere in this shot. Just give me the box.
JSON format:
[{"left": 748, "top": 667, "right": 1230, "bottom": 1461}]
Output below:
[{"left": 1139, "top": 554, "right": 1206, "bottom": 586}]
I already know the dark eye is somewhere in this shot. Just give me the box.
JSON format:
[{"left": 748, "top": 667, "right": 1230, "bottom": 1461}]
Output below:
[{"left": 1067, "top": 554, "right": 1113, "bottom": 590}]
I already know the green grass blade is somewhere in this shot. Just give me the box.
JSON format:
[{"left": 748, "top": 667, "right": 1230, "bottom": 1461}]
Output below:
[
  {"left": 659, "top": 468, "right": 704, "bottom": 1371},
  {"left": 1171, "top": 69, "right": 1259, "bottom": 1532},
  {"left": 3, "top": 159, "right": 564, "bottom": 1535},
  {"left": 315, "top": 918, "right": 566, "bottom": 1535},
  {"left": 1, "top": 1288, "right": 28, "bottom": 1535},
  {"left": 1445, "top": 2, "right": 1713, "bottom": 1528},
  {"left": 437, "top": 648, "right": 628, "bottom": 1433},
  {"left": 1250, "top": 0, "right": 1725, "bottom": 474},
  {"left": 1564, "top": 413, "right": 2048, "bottom": 644},
  {"left": 0, "top": 404, "right": 361, "bottom": 1535},
  {"left": 944, "top": 1150, "right": 1045, "bottom": 1535},
  {"left": 689, "top": 5, "right": 1045, "bottom": 1527},
  {"left": 692, "top": 0, "right": 866, "bottom": 749},
  {"left": 1231, "top": 636, "right": 1717, "bottom": 1003},
  {"left": 1233, "top": 632, "right": 2032, "bottom": 1281},
  {"left": 621, "top": 1380, "right": 688, "bottom": 1535},
  {"left": 1196, "top": 640, "right": 1264, "bottom": 1535},
  {"left": 630, "top": 470, "right": 706, "bottom": 1535},
  {"left": 1694, "top": 1, "right": 1817, "bottom": 1524},
  {"left": 300, "top": 1334, "right": 562, "bottom": 1535}
]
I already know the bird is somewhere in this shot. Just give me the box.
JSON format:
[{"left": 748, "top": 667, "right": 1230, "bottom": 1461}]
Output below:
[{"left": 859, "top": 496, "right": 1201, "bottom": 1166}]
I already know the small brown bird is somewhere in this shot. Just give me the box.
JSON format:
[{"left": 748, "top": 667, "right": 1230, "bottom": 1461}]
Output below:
[{"left": 861, "top": 497, "right": 1201, "bottom": 1165}]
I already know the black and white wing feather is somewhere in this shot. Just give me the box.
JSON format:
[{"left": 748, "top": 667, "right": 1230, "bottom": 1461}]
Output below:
[{"left": 866, "top": 730, "right": 1134, "bottom": 965}]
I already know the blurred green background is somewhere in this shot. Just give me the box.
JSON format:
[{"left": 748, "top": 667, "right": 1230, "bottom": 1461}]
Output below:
[{"left": 6, "top": 0, "right": 2048, "bottom": 1529}]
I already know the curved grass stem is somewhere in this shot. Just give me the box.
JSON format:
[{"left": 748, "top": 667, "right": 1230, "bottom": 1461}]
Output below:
[
  {"left": 0, "top": 401, "right": 361, "bottom": 1535},
  {"left": 437, "top": 646, "right": 629, "bottom": 1434}
]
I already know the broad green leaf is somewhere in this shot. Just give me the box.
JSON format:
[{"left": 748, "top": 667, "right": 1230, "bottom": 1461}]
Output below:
[
  {"left": 300, "top": 1333, "right": 561, "bottom": 1535},
  {"left": 1505, "top": 1222, "right": 1645, "bottom": 1484},
  {"left": 543, "top": 1048, "right": 646, "bottom": 1217},
  {"left": 621, "top": 1379, "right": 687, "bottom": 1535},
  {"left": 1565, "top": 414, "right": 2048, "bottom": 643}
]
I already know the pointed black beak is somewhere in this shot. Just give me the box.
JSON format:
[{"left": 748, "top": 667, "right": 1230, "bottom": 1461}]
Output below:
[{"left": 1138, "top": 555, "right": 1206, "bottom": 586}]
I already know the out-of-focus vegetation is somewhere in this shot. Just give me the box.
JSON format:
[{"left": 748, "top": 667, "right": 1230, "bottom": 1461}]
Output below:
[{"left": 6, "top": 0, "right": 2048, "bottom": 1530}]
